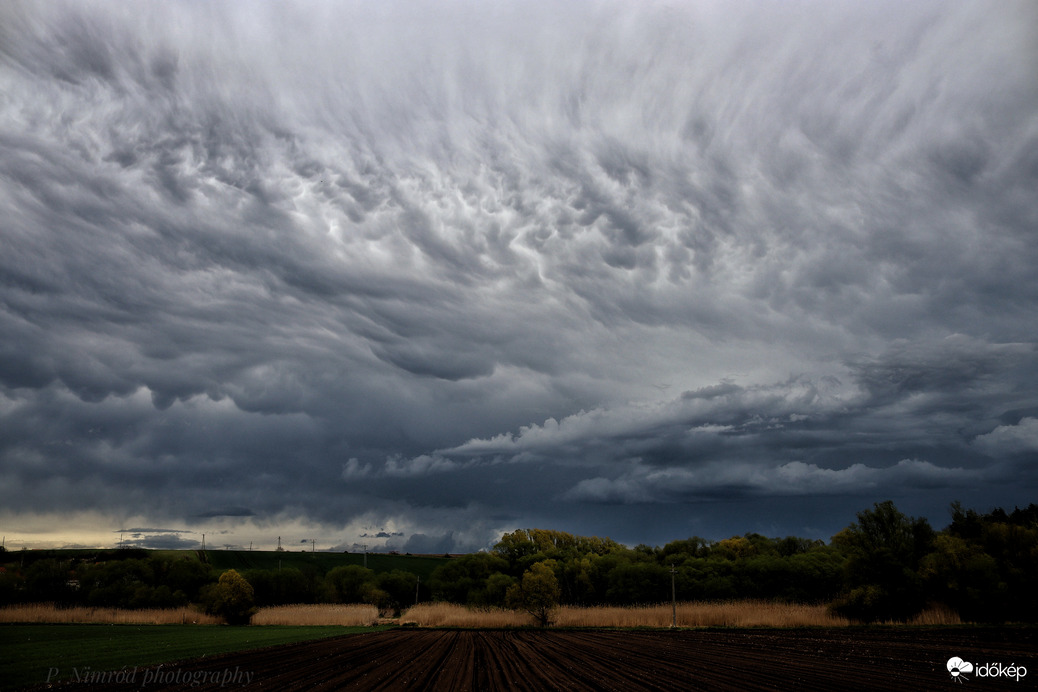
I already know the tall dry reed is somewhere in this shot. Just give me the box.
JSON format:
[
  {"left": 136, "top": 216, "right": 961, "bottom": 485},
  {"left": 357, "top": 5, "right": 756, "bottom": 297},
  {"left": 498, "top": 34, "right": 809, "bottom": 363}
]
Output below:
[
  {"left": 251, "top": 604, "right": 378, "bottom": 626},
  {"left": 401, "top": 603, "right": 527, "bottom": 628},
  {"left": 0, "top": 603, "right": 220, "bottom": 625},
  {"left": 401, "top": 601, "right": 849, "bottom": 628},
  {"left": 557, "top": 601, "right": 849, "bottom": 628},
  {"left": 897, "top": 604, "right": 962, "bottom": 626}
]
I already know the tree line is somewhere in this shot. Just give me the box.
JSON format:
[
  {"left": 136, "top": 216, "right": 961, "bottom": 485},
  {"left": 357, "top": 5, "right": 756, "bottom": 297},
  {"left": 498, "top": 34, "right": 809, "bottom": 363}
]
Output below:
[{"left": 1, "top": 500, "right": 1035, "bottom": 624}]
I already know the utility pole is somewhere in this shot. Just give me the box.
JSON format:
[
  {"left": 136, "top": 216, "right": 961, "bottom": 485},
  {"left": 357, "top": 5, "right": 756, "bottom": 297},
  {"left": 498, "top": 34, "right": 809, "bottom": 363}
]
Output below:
[
  {"left": 415, "top": 576, "right": 420, "bottom": 606},
  {"left": 202, "top": 533, "right": 206, "bottom": 551},
  {"left": 670, "top": 565, "right": 677, "bottom": 628},
  {"left": 311, "top": 538, "right": 315, "bottom": 553},
  {"left": 362, "top": 545, "right": 367, "bottom": 568}
]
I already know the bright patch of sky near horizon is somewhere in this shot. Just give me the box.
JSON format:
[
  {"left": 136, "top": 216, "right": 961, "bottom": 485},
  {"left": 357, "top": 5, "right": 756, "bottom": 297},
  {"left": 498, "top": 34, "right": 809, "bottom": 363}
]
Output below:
[{"left": 1, "top": 0, "right": 1036, "bottom": 551}]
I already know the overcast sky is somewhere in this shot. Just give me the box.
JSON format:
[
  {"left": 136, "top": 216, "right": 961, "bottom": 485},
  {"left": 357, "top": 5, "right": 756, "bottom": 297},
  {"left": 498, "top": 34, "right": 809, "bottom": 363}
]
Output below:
[{"left": 2, "top": 0, "right": 1036, "bottom": 552}]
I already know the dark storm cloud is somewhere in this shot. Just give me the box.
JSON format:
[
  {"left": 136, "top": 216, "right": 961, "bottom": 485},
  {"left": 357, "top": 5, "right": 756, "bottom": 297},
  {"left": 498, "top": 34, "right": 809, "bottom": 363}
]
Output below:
[
  {"left": 1, "top": 1, "right": 1036, "bottom": 548},
  {"left": 116, "top": 527, "right": 199, "bottom": 550}
]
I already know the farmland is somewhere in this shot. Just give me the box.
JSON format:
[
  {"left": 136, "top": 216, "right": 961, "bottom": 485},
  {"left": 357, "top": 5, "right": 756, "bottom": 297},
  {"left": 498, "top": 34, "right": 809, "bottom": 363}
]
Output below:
[{"left": 31, "top": 626, "right": 1037, "bottom": 691}]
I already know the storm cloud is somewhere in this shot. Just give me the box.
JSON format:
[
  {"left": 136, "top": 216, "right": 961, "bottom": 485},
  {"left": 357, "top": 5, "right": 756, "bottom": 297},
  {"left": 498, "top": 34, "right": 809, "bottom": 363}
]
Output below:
[{"left": 1, "top": 1, "right": 1036, "bottom": 550}]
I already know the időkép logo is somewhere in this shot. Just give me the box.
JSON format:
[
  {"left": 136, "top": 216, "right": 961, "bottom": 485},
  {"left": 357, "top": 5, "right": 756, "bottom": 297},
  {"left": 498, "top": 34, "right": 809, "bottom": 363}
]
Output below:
[{"left": 947, "top": 656, "right": 1027, "bottom": 683}]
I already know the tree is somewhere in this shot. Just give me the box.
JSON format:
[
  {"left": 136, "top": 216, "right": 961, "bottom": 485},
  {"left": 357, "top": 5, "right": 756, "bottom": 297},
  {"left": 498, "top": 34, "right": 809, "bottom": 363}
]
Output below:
[
  {"left": 429, "top": 553, "right": 509, "bottom": 605},
  {"left": 494, "top": 529, "right": 623, "bottom": 573},
  {"left": 324, "top": 565, "right": 375, "bottom": 603},
  {"left": 938, "top": 502, "right": 1038, "bottom": 621},
  {"left": 245, "top": 568, "right": 315, "bottom": 606},
  {"left": 506, "top": 561, "right": 561, "bottom": 627},
  {"left": 605, "top": 561, "right": 668, "bottom": 604},
  {"left": 830, "top": 500, "right": 934, "bottom": 622},
  {"left": 920, "top": 534, "right": 1000, "bottom": 622},
  {"left": 201, "top": 569, "right": 256, "bottom": 625},
  {"left": 24, "top": 559, "right": 74, "bottom": 604},
  {"left": 374, "top": 570, "right": 419, "bottom": 616}
]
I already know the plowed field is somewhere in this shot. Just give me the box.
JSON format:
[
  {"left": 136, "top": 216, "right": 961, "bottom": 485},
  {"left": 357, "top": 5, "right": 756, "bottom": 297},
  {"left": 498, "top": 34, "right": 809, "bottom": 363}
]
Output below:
[{"left": 41, "top": 627, "right": 1035, "bottom": 691}]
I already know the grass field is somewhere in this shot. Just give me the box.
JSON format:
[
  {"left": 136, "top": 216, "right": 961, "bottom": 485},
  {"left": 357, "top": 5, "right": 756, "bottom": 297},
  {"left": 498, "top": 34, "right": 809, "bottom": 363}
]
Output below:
[{"left": 0, "top": 623, "right": 388, "bottom": 690}]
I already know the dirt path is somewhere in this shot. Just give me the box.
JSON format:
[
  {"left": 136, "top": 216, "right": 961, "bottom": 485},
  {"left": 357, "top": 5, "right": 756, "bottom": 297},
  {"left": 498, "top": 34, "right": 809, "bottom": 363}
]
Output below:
[{"left": 39, "top": 627, "right": 1036, "bottom": 691}]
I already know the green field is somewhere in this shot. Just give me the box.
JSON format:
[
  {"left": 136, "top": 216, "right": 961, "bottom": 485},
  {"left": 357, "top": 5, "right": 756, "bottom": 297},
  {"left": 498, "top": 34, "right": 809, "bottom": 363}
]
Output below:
[{"left": 0, "top": 623, "right": 389, "bottom": 690}]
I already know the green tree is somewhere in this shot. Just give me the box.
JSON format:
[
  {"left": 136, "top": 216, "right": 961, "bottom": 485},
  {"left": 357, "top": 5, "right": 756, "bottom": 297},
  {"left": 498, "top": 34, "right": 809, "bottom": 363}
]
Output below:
[
  {"left": 0, "top": 566, "right": 25, "bottom": 605},
  {"left": 244, "top": 567, "right": 316, "bottom": 606},
  {"left": 375, "top": 570, "right": 419, "bottom": 616},
  {"left": 166, "top": 558, "right": 213, "bottom": 602},
  {"left": 324, "top": 565, "right": 375, "bottom": 603},
  {"left": 506, "top": 560, "right": 561, "bottom": 627},
  {"left": 494, "top": 529, "right": 623, "bottom": 573},
  {"left": 920, "top": 534, "right": 1000, "bottom": 621},
  {"left": 659, "top": 537, "right": 711, "bottom": 563},
  {"left": 605, "top": 561, "right": 668, "bottom": 604},
  {"left": 938, "top": 502, "right": 1038, "bottom": 621},
  {"left": 429, "top": 553, "right": 509, "bottom": 605},
  {"left": 201, "top": 569, "right": 256, "bottom": 625},
  {"left": 830, "top": 500, "right": 934, "bottom": 622},
  {"left": 24, "top": 559, "right": 74, "bottom": 603}
]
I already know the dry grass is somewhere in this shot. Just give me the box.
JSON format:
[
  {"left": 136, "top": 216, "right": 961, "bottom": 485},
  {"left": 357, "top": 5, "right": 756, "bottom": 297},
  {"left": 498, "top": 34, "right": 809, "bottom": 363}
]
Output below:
[
  {"left": 401, "top": 601, "right": 849, "bottom": 628},
  {"left": 399, "top": 601, "right": 960, "bottom": 628},
  {"left": 0, "top": 603, "right": 221, "bottom": 625},
  {"left": 0, "top": 601, "right": 961, "bottom": 628},
  {"left": 251, "top": 604, "right": 378, "bottom": 626},
  {"left": 898, "top": 604, "right": 962, "bottom": 626},
  {"left": 558, "top": 601, "right": 850, "bottom": 628},
  {"left": 0, "top": 603, "right": 379, "bottom": 626},
  {"left": 402, "top": 603, "right": 528, "bottom": 628}
]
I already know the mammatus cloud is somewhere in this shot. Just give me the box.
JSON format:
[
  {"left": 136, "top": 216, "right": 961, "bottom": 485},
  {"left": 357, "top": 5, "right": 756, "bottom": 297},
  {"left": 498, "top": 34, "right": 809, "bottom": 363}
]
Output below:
[{"left": 1, "top": 1, "right": 1036, "bottom": 548}]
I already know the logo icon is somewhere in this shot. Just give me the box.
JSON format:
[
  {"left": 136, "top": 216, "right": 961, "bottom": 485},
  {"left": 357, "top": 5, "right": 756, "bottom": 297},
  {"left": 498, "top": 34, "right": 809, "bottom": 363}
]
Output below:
[{"left": 947, "top": 657, "right": 974, "bottom": 683}]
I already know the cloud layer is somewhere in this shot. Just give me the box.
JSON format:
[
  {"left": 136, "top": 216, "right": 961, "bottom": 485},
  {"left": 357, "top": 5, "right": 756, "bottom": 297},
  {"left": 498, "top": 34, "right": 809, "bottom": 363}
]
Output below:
[{"left": 1, "top": 1, "right": 1036, "bottom": 549}]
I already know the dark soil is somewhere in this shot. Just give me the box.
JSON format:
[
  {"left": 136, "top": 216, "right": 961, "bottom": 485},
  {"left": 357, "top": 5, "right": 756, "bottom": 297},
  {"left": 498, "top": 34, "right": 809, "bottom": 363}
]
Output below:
[{"left": 38, "top": 627, "right": 1037, "bottom": 691}]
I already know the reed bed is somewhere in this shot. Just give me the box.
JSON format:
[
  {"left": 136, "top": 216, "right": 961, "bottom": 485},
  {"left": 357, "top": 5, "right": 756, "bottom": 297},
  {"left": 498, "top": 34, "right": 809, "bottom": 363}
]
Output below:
[
  {"left": 0, "top": 603, "right": 220, "bottom": 625},
  {"left": 399, "top": 601, "right": 951, "bottom": 628},
  {"left": 401, "top": 603, "right": 528, "bottom": 628},
  {"left": 557, "top": 601, "right": 849, "bottom": 628},
  {"left": 251, "top": 604, "right": 378, "bottom": 626},
  {"left": 898, "top": 604, "right": 962, "bottom": 626},
  {"left": 400, "top": 601, "right": 850, "bottom": 628},
  {"left": 0, "top": 601, "right": 961, "bottom": 627}
]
